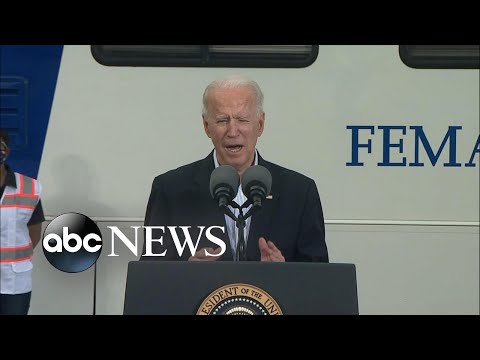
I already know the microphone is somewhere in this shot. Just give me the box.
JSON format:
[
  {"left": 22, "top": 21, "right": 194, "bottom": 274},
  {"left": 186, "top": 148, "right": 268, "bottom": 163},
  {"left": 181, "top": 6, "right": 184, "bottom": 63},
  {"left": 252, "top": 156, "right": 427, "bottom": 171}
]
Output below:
[
  {"left": 241, "top": 165, "right": 272, "bottom": 209},
  {"left": 210, "top": 165, "right": 240, "bottom": 208}
]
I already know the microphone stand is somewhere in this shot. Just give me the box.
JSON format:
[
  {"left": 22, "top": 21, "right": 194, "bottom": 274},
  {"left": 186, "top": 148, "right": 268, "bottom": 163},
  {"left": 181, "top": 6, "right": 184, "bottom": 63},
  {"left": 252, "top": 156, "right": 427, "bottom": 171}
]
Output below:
[{"left": 221, "top": 200, "right": 259, "bottom": 261}]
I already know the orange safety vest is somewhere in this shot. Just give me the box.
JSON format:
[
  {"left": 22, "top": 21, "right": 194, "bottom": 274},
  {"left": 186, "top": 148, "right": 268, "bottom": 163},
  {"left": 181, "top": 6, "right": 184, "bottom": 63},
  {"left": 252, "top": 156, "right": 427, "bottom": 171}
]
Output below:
[{"left": 1, "top": 173, "right": 41, "bottom": 294}]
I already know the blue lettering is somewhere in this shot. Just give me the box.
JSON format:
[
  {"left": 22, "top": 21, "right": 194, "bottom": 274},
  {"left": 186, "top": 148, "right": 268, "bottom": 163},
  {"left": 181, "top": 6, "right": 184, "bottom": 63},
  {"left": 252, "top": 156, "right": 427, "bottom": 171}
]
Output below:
[
  {"left": 465, "top": 134, "right": 479, "bottom": 167},
  {"left": 409, "top": 126, "right": 462, "bottom": 167},
  {"left": 346, "top": 126, "right": 374, "bottom": 166},
  {"left": 377, "top": 126, "right": 407, "bottom": 166}
]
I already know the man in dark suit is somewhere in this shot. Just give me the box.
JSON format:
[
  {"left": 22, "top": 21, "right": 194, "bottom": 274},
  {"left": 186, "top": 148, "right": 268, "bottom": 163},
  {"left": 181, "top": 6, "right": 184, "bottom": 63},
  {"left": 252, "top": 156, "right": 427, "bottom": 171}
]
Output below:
[{"left": 142, "top": 75, "right": 328, "bottom": 263}]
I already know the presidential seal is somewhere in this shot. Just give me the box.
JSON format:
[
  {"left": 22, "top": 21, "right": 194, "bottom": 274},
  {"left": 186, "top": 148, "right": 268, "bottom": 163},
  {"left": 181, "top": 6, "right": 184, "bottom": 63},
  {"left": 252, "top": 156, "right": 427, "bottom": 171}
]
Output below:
[{"left": 196, "top": 283, "right": 283, "bottom": 315}]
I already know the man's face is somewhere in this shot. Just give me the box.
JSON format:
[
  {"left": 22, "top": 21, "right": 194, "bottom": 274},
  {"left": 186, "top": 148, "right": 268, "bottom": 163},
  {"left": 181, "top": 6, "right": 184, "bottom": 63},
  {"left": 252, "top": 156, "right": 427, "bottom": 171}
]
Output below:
[
  {"left": 0, "top": 140, "right": 9, "bottom": 165},
  {"left": 203, "top": 86, "right": 264, "bottom": 174}
]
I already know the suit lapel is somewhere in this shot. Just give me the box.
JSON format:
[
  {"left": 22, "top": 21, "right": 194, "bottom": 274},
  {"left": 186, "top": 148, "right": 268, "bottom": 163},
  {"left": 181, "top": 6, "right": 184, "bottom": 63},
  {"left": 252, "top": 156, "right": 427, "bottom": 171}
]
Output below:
[
  {"left": 246, "top": 155, "right": 280, "bottom": 261},
  {"left": 193, "top": 152, "right": 234, "bottom": 261}
]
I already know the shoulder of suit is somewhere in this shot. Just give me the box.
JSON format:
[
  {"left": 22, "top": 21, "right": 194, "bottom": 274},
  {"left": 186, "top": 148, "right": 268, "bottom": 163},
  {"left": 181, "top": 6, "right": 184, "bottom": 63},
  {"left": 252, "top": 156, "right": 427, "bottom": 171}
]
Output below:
[
  {"left": 262, "top": 160, "right": 314, "bottom": 185},
  {"left": 152, "top": 158, "right": 205, "bottom": 184}
]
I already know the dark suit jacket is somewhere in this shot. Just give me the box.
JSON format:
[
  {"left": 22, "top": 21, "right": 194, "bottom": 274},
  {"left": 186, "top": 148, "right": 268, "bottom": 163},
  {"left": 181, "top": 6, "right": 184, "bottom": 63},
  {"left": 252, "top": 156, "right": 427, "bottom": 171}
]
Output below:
[{"left": 142, "top": 151, "right": 328, "bottom": 262}]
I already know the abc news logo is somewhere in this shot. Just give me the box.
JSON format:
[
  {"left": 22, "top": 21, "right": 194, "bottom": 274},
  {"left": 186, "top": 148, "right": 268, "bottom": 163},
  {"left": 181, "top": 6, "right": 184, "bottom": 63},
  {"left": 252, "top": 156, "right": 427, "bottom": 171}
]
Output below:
[
  {"left": 42, "top": 213, "right": 102, "bottom": 273},
  {"left": 42, "top": 212, "right": 226, "bottom": 273}
]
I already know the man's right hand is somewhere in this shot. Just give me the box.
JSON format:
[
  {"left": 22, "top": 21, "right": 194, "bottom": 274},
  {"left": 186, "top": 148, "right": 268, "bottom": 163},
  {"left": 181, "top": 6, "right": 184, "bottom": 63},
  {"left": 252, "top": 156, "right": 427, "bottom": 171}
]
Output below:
[{"left": 188, "top": 247, "right": 223, "bottom": 261}]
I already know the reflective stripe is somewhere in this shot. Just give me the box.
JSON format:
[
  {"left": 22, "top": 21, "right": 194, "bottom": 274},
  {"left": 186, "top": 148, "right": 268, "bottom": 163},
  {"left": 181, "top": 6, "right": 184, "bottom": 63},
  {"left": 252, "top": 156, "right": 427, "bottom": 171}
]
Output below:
[
  {"left": 18, "top": 174, "right": 24, "bottom": 193},
  {"left": 0, "top": 172, "right": 40, "bottom": 294},
  {"left": 0, "top": 195, "right": 39, "bottom": 207},
  {"left": 20, "top": 174, "right": 34, "bottom": 195},
  {"left": 0, "top": 244, "right": 34, "bottom": 262},
  {"left": 0, "top": 174, "right": 38, "bottom": 208}
]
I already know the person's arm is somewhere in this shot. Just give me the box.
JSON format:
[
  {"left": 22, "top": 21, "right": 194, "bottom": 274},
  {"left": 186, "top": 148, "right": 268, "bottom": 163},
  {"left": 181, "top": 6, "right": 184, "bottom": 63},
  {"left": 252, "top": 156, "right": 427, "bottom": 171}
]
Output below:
[
  {"left": 28, "top": 199, "right": 46, "bottom": 249},
  {"left": 143, "top": 176, "right": 223, "bottom": 261},
  {"left": 28, "top": 223, "right": 43, "bottom": 248},
  {"left": 142, "top": 177, "right": 179, "bottom": 260},
  {"left": 188, "top": 246, "right": 223, "bottom": 261},
  {"left": 295, "top": 179, "right": 329, "bottom": 262},
  {"left": 259, "top": 179, "right": 328, "bottom": 262}
]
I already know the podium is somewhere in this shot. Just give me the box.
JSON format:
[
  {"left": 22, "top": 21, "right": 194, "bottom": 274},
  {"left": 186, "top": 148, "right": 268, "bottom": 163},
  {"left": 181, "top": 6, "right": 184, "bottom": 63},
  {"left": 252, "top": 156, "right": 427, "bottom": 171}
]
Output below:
[{"left": 123, "top": 261, "right": 359, "bottom": 315}]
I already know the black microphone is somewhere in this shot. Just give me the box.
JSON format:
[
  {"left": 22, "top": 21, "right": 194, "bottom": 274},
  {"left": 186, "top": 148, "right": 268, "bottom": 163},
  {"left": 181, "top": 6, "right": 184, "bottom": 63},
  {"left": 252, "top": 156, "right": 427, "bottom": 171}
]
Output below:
[
  {"left": 241, "top": 165, "right": 272, "bottom": 209},
  {"left": 210, "top": 165, "right": 240, "bottom": 208}
]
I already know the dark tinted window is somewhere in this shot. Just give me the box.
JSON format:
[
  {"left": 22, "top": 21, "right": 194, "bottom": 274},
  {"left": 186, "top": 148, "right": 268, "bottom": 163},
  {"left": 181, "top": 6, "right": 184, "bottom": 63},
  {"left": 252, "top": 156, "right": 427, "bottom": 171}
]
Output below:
[
  {"left": 400, "top": 45, "right": 479, "bottom": 69},
  {"left": 91, "top": 45, "right": 318, "bottom": 68}
]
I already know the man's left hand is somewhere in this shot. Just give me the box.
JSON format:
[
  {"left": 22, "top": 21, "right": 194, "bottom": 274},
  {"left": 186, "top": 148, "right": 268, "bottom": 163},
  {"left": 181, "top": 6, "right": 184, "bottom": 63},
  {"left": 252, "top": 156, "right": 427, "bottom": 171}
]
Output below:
[{"left": 259, "top": 237, "right": 285, "bottom": 262}]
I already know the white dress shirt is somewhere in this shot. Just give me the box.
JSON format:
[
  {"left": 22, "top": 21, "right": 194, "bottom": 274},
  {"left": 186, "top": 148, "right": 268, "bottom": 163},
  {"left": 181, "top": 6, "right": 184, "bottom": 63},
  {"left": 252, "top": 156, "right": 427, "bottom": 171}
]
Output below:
[{"left": 213, "top": 149, "right": 258, "bottom": 257}]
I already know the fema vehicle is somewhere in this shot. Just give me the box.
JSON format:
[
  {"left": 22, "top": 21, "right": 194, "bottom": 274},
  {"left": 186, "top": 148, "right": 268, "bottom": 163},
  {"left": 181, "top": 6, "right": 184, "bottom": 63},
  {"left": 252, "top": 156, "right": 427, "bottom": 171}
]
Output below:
[{"left": 1, "top": 45, "right": 478, "bottom": 314}]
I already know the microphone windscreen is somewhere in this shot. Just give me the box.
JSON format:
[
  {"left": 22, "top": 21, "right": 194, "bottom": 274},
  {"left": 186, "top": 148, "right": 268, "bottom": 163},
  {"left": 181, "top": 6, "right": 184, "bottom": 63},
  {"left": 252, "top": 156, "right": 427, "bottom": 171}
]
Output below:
[
  {"left": 241, "top": 165, "right": 272, "bottom": 196},
  {"left": 209, "top": 165, "right": 240, "bottom": 199}
]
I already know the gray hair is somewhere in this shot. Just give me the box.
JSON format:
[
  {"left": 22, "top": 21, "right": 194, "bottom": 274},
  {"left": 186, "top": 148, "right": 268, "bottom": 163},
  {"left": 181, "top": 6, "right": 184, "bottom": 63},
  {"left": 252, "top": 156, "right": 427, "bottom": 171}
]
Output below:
[{"left": 202, "top": 75, "right": 264, "bottom": 118}]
